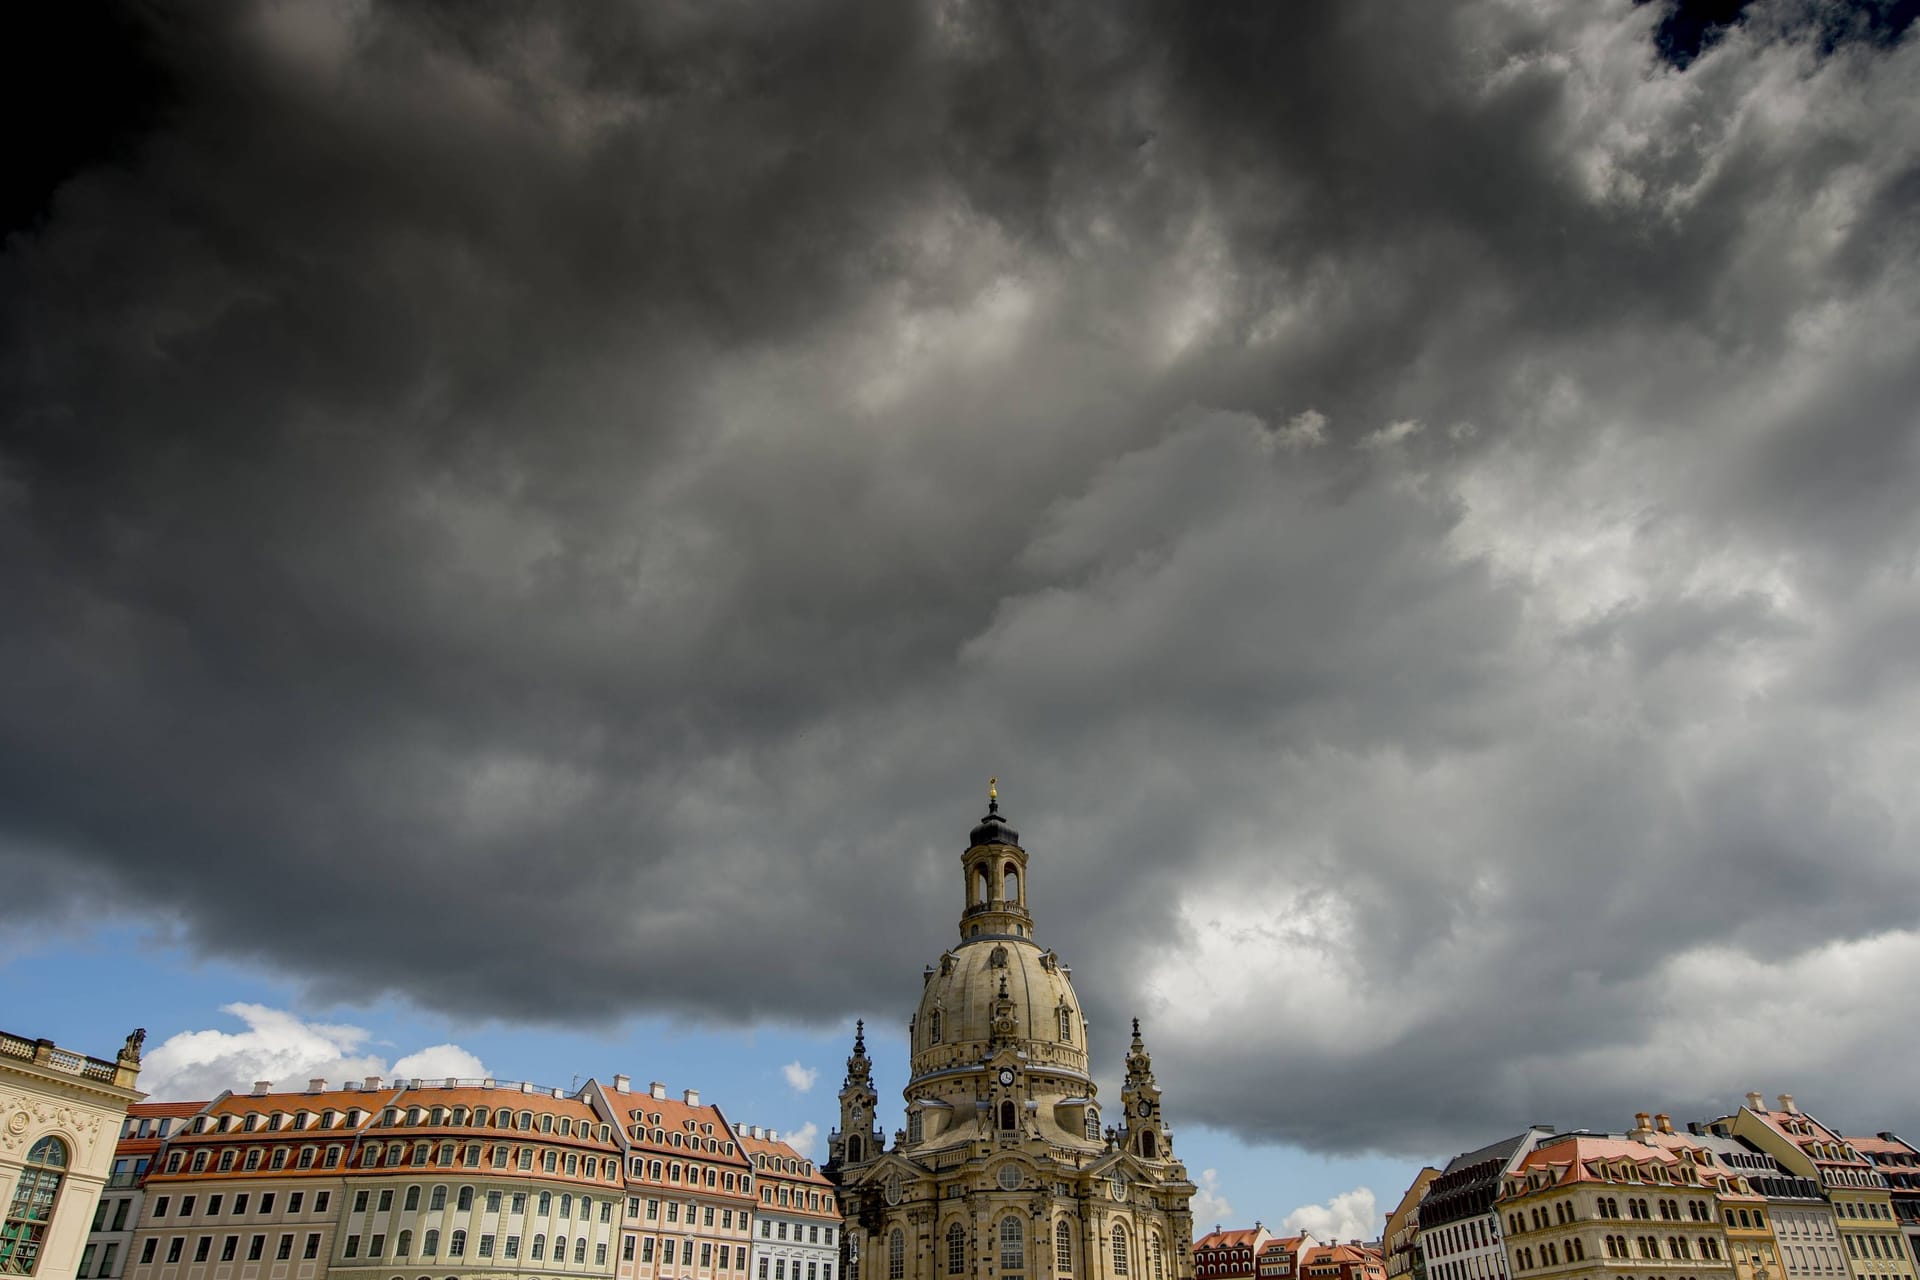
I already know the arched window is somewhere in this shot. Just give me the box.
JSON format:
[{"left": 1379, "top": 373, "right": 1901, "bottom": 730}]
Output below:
[
  {"left": 532, "top": 1234, "right": 546, "bottom": 1261},
  {"left": 397, "top": 1230, "right": 414, "bottom": 1257},
  {"left": 847, "top": 1137, "right": 864, "bottom": 1163},
  {"left": 1112, "top": 1226, "right": 1130, "bottom": 1275},
  {"left": 405, "top": 1186, "right": 422, "bottom": 1211},
  {"left": 1057, "top": 1220, "right": 1074, "bottom": 1273},
  {"left": 423, "top": 1230, "right": 439, "bottom": 1257},
  {"left": 450, "top": 1230, "right": 466, "bottom": 1257},
  {"left": 576, "top": 1237, "right": 588, "bottom": 1263},
  {"left": 1085, "top": 1109, "right": 1100, "bottom": 1141},
  {"left": 1000, "top": 1101, "right": 1017, "bottom": 1130},
  {"left": 930, "top": 1012, "right": 942, "bottom": 1045},
  {"left": 561, "top": 1194, "right": 573, "bottom": 1217},
  {"left": 430, "top": 1185, "right": 447, "bottom": 1210},
  {"left": 1139, "top": 1131, "right": 1157, "bottom": 1159},
  {"left": 0, "top": 1136, "right": 68, "bottom": 1274},
  {"left": 1152, "top": 1234, "right": 1165, "bottom": 1280},
  {"left": 1003, "top": 866, "right": 1020, "bottom": 902},
  {"left": 555, "top": 1236, "right": 568, "bottom": 1264},
  {"left": 1059, "top": 1007, "right": 1072, "bottom": 1042},
  {"left": 539, "top": 1191, "right": 552, "bottom": 1214},
  {"left": 909, "top": 1112, "right": 924, "bottom": 1144},
  {"left": 976, "top": 866, "right": 990, "bottom": 904},
  {"left": 890, "top": 1230, "right": 906, "bottom": 1280},
  {"left": 1001, "top": 1216, "right": 1025, "bottom": 1275},
  {"left": 949, "top": 1223, "right": 968, "bottom": 1274},
  {"left": 457, "top": 1186, "right": 473, "bottom": 1211}
]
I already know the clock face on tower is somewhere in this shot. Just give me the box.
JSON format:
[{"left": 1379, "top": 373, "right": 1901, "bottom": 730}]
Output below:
[
  {"left": 997, "top": 1068, "right": 1015, "bottom": 1086},
  {"left": 1136, "top": 1100, "right": 1152, "bottom": 1117}
]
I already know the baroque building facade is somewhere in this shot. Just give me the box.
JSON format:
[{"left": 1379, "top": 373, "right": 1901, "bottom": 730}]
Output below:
[
  {"left": 826, "top": 790, "right": 1197, "bottom": 1280},
  {"left": 1, "top": 1026, "right": 147, "bottom": 1278}
]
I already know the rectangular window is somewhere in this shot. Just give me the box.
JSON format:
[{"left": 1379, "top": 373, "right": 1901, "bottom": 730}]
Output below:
[
  {"left": 779, "top": 1259, "right": 788, "bottom": 1278},
  {"left": 354, "top": 1189, "right": 369, "bottom": 1212},
  {"left": 248, "top": 1234, "right": 265, "bottom": 1260},
  {"left": 278, "top": 1234, "right": 294, "bottom": 1260},
  {"left": 781, "top": 1223, "right": 790, "bottom": 1240},
  {"left": 260, "top": 1193, "right": 275, "bottom": 1213},
  {"left": 723, "top": 1246, "right": 732, "bottom": 1268},
  {"left": 669, "top": 1204, "right": 680, "bottom": 1223},
  {"left": 232, "top": 1192, "right": 248, "bottom": 1214},
  {"left": 813, "top": 1226, "right": 821, "bottom": 1244},
  {"left": 195, "top": 1236, "right": 212, "bottom": 1262},
  {"left": 764, "top": 1222, "right": 772, "bottom": 1238},
  {"left": 315, "top": 1191, "right": 330, "bottom": 1213},
  {"left": 153, "top": 1195, "right": 170, "bottom": 1220},
  {"left": 345, "top": 1235, "right": 361, "bottom": 1259},
  {"left": 513, "top": 1192, "right": 528, "bottom": 1214},
  {"left": 378, "top": 1189, "right": 394, "bottom": 1212},
  {"left": 289, "top": 1191, "right": 304, "bottom": 1213},
  {"left": 705, "top": 1242, "right": 716, "bottom": 1266},
  {"left": 645, "top": 1239, "right": 658, "bottom": 1262},
  {"left": 167, "top": 1238, "right": 184, "bottom": 1264},
  {"left": 649, "top": 1199, "right": 661, "bottom": 1220},
  {"left": 626, "top": 1237, "right": 638, "bottom": 1262},
  {"left": 507, "top": 1236, "right": 521, "bottom": 1259},
  {"left": 763, "top": 1260, "right": 772, "bottom": 1278},
  {"left": 140, "top": 1241, "right": 159, "bottom": 1267},
  {"left": 79, "top": 1244, "right": 97, "bottom": 1277},
  {"left": 98, "top": 1244, "right": 118, "bottom": 1276},
  {"left": 305, "top": 1233, "right": 321, "bottom": 1259},
  {"left": 488, "top": 1190, "right": 503, "bottom": 1212},
  {"left": 370, "top": 1233, "right": 386, "bottom": 1258},
  {"left": 208, "top": 1194, "right": 224, "bottom": 1216},
  {"left": 706, "top": 1207, "right": 716, "bottom": 1227},
  {"left": 180, "top": 1196, "right": 195, "bottom": 1217},
  {"left": 481, "top": 1235, "right": 496, "bottom": 1258}
]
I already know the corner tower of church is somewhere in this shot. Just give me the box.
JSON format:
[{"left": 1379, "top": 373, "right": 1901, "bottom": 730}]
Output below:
[{"left": 827, "top": 787, "right": 1196, "bottom": 1280}]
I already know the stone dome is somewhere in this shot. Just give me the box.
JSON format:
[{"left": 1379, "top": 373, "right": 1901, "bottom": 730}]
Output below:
[{"left": 909, "top": 934, "right": 1088, "bottom": 1082}]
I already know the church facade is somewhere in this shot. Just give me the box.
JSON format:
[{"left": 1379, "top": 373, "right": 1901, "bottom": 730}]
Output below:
[{"left": 826, "top": 790, "right": 1196, "bottom": 1280}]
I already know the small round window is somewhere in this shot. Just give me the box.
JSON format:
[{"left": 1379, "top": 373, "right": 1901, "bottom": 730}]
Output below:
[{"left": 997, "top": 1165, "right": 1021, "bottom": 1191}]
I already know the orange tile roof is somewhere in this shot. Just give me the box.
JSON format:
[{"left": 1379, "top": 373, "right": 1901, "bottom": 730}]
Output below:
[
  {"left": 1198, "top": 1228, "right": 1267, "bottom": 1250},
  {"left": 604, "top": 1086, "right": 751, "bottom": 1166}
]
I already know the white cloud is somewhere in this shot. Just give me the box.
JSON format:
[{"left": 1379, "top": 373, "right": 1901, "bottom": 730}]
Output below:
[
  {"left": 780, "top": 1121, "right": 821, "bottom": 1158},
  {"left": 1191, "top": 1168, "right": 1234, "bottom": 1233},
  {"left": 1283, "top": 1187, "right": 1379, "bottom": 1245},
  {"left": 782, "top": 1060, "right": 819, "bottom": 1093},
  {"left": 140, "top": 1004, "right": 490, "bottom": 1101},
  {"left": 392, "top": 1043, "right": 491, "bottom": 1083}
]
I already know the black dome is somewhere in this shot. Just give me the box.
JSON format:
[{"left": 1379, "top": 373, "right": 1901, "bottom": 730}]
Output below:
[{"left": 969, "top": 799, "right": 1021, "bottom": 848}]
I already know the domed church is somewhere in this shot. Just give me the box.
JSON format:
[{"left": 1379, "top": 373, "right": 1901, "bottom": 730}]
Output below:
[{"left": 826, "top": 786, "right": 1197, "bottom": 1280}]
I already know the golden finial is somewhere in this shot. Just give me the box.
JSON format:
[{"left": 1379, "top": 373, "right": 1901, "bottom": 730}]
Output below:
[{"left": 988, "top": 776, "right": 997, "bottom": 803}]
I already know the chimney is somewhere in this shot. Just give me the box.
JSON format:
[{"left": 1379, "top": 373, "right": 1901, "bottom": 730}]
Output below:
[
  {"left": 252, "top": 1081, "right": 273, "bottom": 1096},
  {"left": 769, "top": 1129, "right": 780, "bottom": 1142},
  {"left": 307, "top": 1078, "right": 327, "bottom": 1093},
  {"left": 445, "top": 1077, "right": 459, "bottom": 1089},
  {"left": 1777, "top": 1094, "right": 1797, "bottom": 1115},
  {"left": 1879, "top": 1132, "right": 1900, "bottom": 1142},
  {"left": 365, "top": 1076, "right": 383, "bottom": 1090},
  {"left": 684, "top": 1088, "right": 701, "bottom": 1107},
  {"left": 614, "top": 1075, "right": 632, "bottom": 1093},
  {"left": 751, "top": 1126, "right": 763, "bottom": 1140},
  {"left": 650, "top": 1082, "right": 668, "bottom": 1100},
  {"left": 1656, "top": 1114, "right": 1674, "bottom": 1134},
  {"left": 1746, "top": 1092, "right": 1765, "bottom": 1111},
  {"left": 1632, "top": 1112, "right": 1653, "bottom": 1140}
]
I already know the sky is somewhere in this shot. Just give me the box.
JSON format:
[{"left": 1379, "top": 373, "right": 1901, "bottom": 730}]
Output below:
[{"left": 3, "top": 0, "right": 1919, "bottom": 1243}]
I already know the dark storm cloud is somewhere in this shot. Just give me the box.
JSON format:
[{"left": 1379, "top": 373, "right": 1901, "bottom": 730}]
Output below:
[{"left": 5, "top": 0, "right": 1920, "bottom": 1157}]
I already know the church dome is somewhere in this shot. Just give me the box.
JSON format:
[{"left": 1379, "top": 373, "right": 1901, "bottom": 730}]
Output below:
[{"left": 910, "top": 935, "right": 1088, "bottom": 1081}]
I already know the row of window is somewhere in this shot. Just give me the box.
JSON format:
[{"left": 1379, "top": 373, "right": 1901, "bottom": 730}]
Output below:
[
  {"left": 759, "top": 1218, "right": 834, "bottom": 1243},
  {"left": 1429, "top": 1218, "right": 1491, "bottom": 1255},
  {"left": 621, "top": 1234, "right": 748, "bottom": 1269},
  {"left": 757, "top": 1254, "right": 832, "bottom": 1280},
  {"left": 190, "top": 1104, "right": 615, "bottom": 1141},
  {"left": 164, "top": 1138, "right": 625, "bottom": 1180},
  {"left": 760, "top": 1184, "right": 830, "bottom": 1211},
  {"left": 1844, "top": 1230, "right": 1910, "bottom": 1263},
  {"left": 347, "top": 1184, "right": 614, "bottom": 1219},
  {"left": 638, "top": 1195, "right": 749, "bottom": 1230},
  {"left": 138, "top": 1231, "right": 323, "bottom": 1264},
  {"left": 1841, "top": 1200, "right": 1900, "bottom": 1221},
  {"left": 149, "top": 1189, "right": 330, "bottom": 1220},
  {"left": 343, "top": 1228, "right": 607, "bottom": 1264}
]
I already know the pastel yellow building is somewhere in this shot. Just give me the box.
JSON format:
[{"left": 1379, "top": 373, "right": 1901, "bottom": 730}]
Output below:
[
  {"left": 1, "top": 1027, "right": 147, "bottom": 1276},
  {"left": 1716, "top": 1096, "right": 1914, "bottom": 1280}
]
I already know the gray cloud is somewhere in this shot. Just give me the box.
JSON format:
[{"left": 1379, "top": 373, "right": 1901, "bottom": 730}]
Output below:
[{"left": 4, "top": 0, "right": 1919, "bottom": 1158}]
